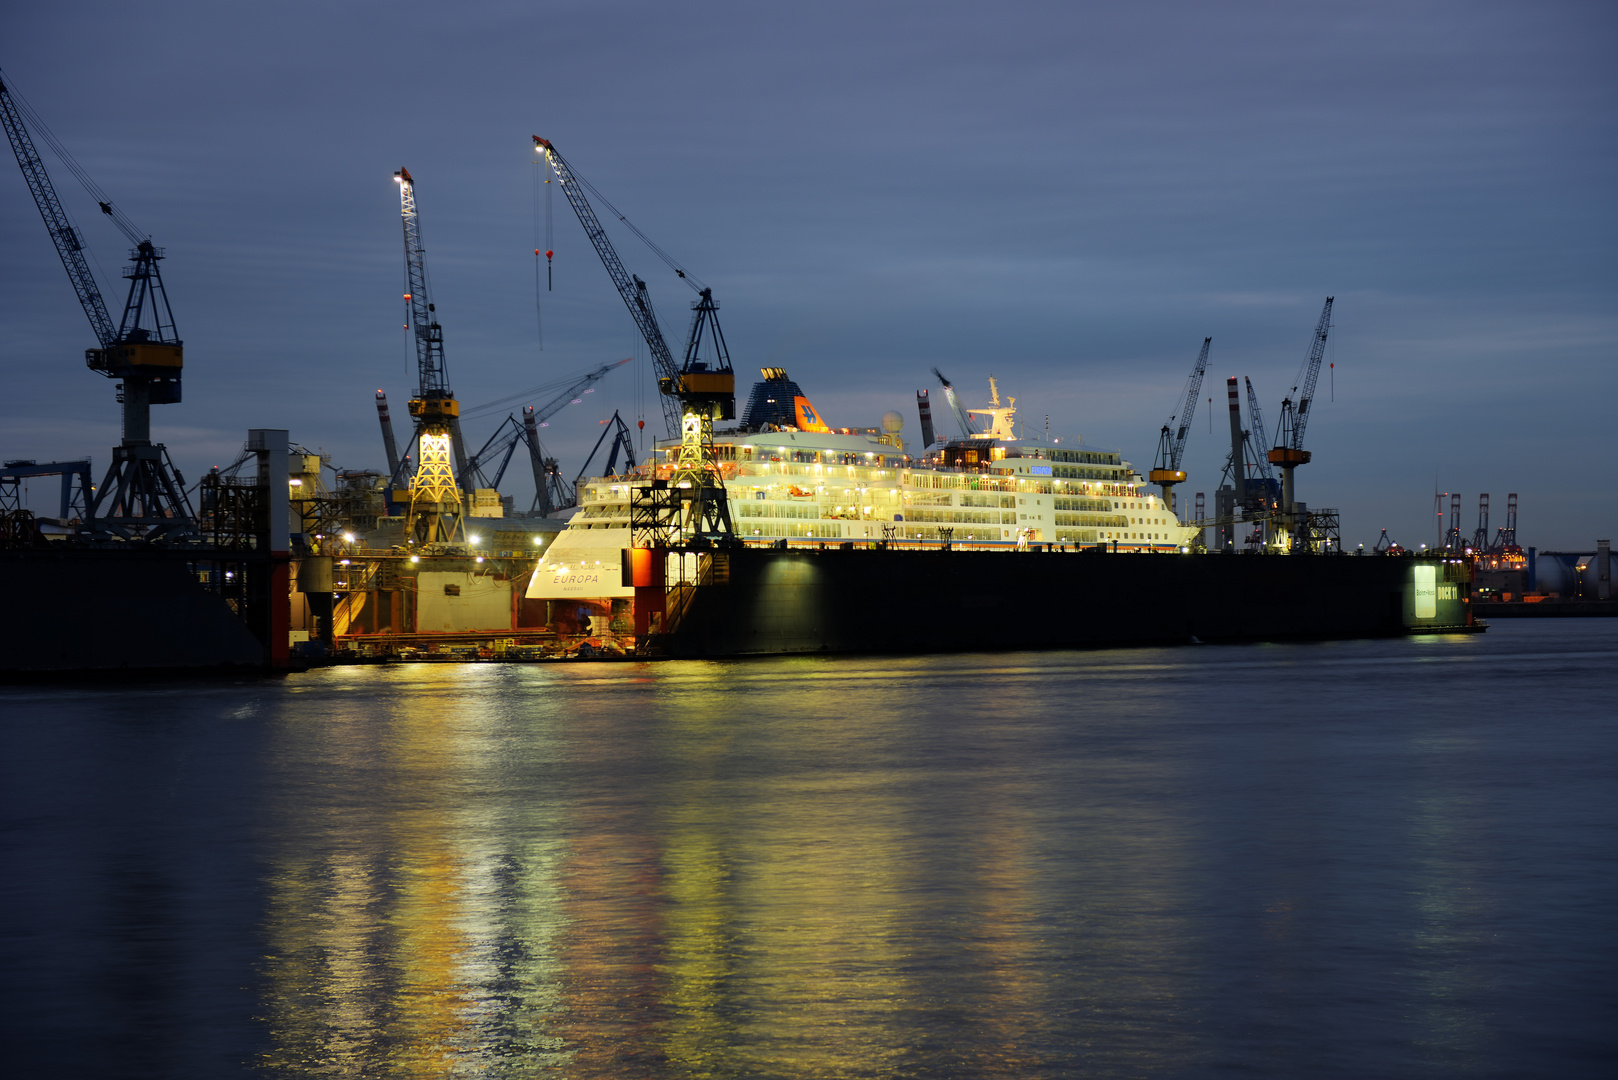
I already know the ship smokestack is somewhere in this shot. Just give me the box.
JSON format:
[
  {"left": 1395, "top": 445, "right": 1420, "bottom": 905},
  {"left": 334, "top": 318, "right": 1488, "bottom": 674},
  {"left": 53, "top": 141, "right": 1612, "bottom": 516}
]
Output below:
[
  {"left": 916, "top": 389, "right": 935, "bottom": 448},
  {"left": 1226, "top": 377, "right": 1246, "bottom": 499}
]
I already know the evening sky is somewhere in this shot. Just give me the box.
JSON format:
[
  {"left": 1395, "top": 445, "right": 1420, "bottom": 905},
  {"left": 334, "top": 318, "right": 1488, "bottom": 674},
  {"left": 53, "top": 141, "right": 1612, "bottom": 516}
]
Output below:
[{"left": 3, "top": 1, "right": 1614, "bottom": 548}]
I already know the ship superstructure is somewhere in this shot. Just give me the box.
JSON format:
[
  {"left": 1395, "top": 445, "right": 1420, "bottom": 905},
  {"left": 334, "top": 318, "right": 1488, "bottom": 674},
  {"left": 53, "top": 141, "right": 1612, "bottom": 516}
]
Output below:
[{"left": 530, "top": 370, "right": 1199, "bottom": 602}]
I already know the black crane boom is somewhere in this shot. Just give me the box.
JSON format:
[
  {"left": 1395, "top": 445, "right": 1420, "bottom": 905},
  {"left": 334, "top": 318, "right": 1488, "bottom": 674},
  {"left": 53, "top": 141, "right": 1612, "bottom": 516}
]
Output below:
[
  {"left": 2, "top": 71, "right": 190, "bottom": 536},
  {"left": 1243, "top": 377, "right": 1276, "bottom": 484},
  {"left": 534, "top": 137, "right": 683, "bottom": 437},
  {"left": 1286, "top": 296, "right": 1334, "bottom": 451},
  {"left": 1168, "top": 337, "right": 1211, "bottom": 471},
  {"left": 0, "top": 76, "right": 117, "bottom": 348}
]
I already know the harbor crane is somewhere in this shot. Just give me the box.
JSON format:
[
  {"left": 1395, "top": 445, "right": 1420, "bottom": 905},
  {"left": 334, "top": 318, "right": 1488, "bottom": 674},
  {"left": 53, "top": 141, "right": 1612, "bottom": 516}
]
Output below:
[
  {"left": 2, "top": 73, "right": 193, "bottom": 537},
  {"left": 574, "top": 411, "right": 638, "bottom": 492},
  {"left": 535, "top": 136, "right": 736, "bottom": 543},
  {"left": 1472, "top": 494, "right": 1490, "bottom": 552},
  {"left": 1268, "top": 296, "right": 1333, "bottom": 551},
  {"left": 450, "top": 358, "right": 631, "bottom": 510},
  {"left": 1149, "top": 337, "right": 1211, "bottom": 517},
  {"left": 932, "top": 369, "right": 977, "bottom": 438},
  {"left": 375, "top": 390, "right": 402, "bottom": 479},
  {"left": 1243, "top": 377, "right": 1277, "bottom": 489},
  {"left": 1499, "top": 493, "right": 1519, "bottom": 551},
  {"left": 393, "top": 167, "right": 470, "bottom": 544},
  {"left": 523, "top": 408, "right": 574, "bottom": 516}
]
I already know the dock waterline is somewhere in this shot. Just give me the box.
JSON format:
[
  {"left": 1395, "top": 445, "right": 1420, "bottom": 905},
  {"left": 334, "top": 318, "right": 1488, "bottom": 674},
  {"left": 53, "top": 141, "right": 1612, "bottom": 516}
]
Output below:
[{"left": 1, "top": 620, "right": 1613, "bottom": 1077}]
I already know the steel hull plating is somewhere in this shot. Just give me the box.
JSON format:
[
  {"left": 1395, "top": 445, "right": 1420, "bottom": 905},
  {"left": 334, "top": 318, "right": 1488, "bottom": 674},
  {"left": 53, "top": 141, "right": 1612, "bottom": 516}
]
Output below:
[
  {"left": 653, "top": 549, "right": 1474, "bottom": 657},
  {"left": 0, "top": 549, "right": 267, "bottom": 673}
]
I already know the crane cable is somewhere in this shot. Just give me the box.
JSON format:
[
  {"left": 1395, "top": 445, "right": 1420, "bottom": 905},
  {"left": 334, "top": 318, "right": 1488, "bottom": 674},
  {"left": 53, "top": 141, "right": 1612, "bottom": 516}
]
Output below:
[
  {"left": 2, "top": 69, "right": 127, "bottom": 308},
  {"left": 564, "top": 165, "right": 706, "bottom": 295},
  {"left": 1, "top": 70, "right": 145, "bottom": 245}
]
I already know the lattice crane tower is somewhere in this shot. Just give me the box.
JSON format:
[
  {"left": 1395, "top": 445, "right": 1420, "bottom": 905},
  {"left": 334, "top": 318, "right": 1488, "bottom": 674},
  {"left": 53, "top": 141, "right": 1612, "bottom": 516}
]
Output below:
[{"left": 394, "top": 168, "right": 464, "bottom": 546}]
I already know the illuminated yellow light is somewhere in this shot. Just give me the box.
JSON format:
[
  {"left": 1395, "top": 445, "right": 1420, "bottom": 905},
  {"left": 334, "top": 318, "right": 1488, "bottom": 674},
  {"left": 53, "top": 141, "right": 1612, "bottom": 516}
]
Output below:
[{"left": 410, "top": 555, "right": 420, "bottom": 563}]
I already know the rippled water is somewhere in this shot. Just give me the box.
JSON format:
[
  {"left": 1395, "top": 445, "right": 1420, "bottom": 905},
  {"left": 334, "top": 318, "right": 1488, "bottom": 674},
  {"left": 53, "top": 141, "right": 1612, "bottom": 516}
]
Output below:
[{"left": 3, "top": 621, "right": 1615, "bottom": 1078}]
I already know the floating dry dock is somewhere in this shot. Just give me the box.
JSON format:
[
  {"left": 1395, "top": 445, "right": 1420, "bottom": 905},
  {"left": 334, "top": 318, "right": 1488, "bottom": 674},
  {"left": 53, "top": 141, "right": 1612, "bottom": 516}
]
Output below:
[
  {"left": 623, "top": 545, "right": 1477, "bottom": 658},
  {"left": 0, "top": 542, "right": 1474, "bottom": 674}
]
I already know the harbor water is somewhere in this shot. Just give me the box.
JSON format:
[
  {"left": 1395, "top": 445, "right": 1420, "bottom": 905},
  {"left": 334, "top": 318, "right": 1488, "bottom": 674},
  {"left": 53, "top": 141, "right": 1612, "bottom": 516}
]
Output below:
[{"left": 2, "top": 620, "right": 1614, "bottom": 1077}]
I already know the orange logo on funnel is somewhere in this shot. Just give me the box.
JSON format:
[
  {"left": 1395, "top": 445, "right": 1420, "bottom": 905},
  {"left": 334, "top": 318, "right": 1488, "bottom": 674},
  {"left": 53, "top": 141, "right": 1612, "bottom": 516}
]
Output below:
[{"left": 793, "top": 396, "right": 830, "bottom": 433}]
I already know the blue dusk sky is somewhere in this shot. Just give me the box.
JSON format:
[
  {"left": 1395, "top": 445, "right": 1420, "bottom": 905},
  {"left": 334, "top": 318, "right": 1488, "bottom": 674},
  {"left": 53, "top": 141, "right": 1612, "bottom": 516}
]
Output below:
[{"left": 3, "top": 1, "right": 1613, "bottom": 548}]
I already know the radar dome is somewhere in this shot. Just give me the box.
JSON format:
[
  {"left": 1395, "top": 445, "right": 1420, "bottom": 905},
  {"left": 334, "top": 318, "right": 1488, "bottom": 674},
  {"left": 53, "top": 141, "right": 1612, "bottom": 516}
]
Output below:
[{"left": 880, "top": 410, "right": 904, "bottom": 433}]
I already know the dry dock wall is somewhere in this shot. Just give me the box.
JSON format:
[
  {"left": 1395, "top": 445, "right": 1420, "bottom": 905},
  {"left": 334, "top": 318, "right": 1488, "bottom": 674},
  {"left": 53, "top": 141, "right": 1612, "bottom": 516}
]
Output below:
[
  {"left": 657, "top": 549, "right": 1471, "bottom": 657},
  {"left": 0, "top": 550, "right": 265, "bottom": 673}
]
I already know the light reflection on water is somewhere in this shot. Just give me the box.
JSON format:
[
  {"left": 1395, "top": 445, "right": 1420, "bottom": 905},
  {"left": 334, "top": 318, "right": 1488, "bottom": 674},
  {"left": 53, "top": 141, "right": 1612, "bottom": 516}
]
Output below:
[{"left": 3, "top": 621, "right": 1616, "bottom": 1078}]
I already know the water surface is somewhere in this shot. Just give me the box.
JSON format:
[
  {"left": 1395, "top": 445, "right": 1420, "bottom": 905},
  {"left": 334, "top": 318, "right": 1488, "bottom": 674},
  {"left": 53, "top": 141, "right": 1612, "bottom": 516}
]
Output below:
[{"left": 3, "top": 621, "right": 1615, "bottom": 1077}]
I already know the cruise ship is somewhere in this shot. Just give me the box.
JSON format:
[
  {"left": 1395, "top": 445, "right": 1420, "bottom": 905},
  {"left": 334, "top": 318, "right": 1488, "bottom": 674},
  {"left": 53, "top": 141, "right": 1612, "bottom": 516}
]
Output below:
[{"left": 529, "top": 369, "right": 1200, "bottom": 604}]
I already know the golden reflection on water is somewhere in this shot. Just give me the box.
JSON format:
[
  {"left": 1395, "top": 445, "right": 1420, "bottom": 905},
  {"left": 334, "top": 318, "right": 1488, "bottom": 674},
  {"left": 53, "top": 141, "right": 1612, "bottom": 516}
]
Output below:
[{"left": 257, "top": 659, "right": 1197, "bottom": 1076}]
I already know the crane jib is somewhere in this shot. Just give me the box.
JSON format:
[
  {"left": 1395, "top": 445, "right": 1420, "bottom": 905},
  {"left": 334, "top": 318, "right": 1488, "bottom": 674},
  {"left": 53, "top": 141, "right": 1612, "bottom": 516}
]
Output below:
[{"left": 537, "top": 137, "right": 687, "bottom": 437}]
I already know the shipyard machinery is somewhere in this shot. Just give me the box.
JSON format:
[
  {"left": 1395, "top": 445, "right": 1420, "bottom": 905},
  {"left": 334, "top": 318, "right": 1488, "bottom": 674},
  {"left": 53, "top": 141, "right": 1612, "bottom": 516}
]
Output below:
[
  {"left": 448, "top": 357, "right": 630, "bottom": 514},
  {"left": 375, "top": 390, "right": 402, "bottom": 479},
  {"left": 1445, "top": 492, "right": 1463, "bottom": 552},
  {"left": 2, "top": 75, "right": 193, "bottom": 537},
  {"left": 535, "top": 136, "right": 736, "bottom": 544},
  {"left": 1268, "top": 297, "right": 1334, "bottom": 551},
  {"left": 1149, "top": 337, "right": 1211, "bottom": 517},
  {"left": 1472, "top": 494, "right": 1491, "bottom": 552},
  {"left": 932, "top": 369, "right": 977, "bottom": 438},
  {"left": 394, "top": 167, "right": 470, "bottom": 545},
  {"left": 1243, "top": 378, "right": 1278, "bottom": 496},
  {"left": 1497, "top": 493, "right": 1519, "bottom": 551},
  {"left": 574, "top": 410, "right": 638, "bottom": 491}
]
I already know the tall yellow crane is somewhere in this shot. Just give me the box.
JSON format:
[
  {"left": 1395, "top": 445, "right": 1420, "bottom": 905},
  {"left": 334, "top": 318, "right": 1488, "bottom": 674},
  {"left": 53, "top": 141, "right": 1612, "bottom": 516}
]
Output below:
[{"left": 393, "top": 167, "right": 466, "bottom": 546}]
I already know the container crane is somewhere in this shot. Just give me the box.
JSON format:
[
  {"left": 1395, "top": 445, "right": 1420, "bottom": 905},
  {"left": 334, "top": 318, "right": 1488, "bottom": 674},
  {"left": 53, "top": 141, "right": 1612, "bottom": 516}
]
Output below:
[
  {"left": 535, "top": 136, "right": 736, "bottom": 543},
  {"left": 1, "top": 74, "right": 192, "bottom": 537},
  {"left": 1149, "top": 337, "right": 1211, "bottom": 516},
  {"left": 1472, "top": 494, "right": 1490, "bottom": 552},
  {"left": 394, "top": 167, "right": 469, "bottom": 545},
  {"left": 1268, "top": 296, "right": 1333, "bottom": 551}
]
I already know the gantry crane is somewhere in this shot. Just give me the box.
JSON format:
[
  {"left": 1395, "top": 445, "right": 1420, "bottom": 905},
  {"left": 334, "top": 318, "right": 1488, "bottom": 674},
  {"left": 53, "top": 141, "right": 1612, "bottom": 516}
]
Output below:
[
  {"left": 1149, "top": 337, "right": 1211, "bottom": 516},
  {"left": 1472, "top": 494, "right": 1490, "bottom": 552},
  {"left": 394, "top": 167, "right": 470, "bottom": 545},
  {"left": 535, "top": 137, "right": 736, "bottom": 543},
  {"left": 1, "top": 73, "right": 192, "bottom": 537},
  {"left": 1268, "top": 296, "right": 1333, "bottom": 550}
]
